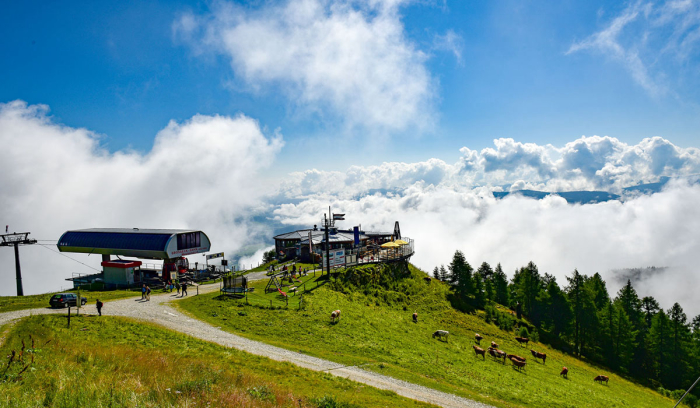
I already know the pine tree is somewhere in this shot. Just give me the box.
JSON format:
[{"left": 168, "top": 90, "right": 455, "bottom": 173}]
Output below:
[
  {"left": 641, "top": 296, "right": 660, "bottom": 328},
  {"left": 513, "top": 262, "right": 543, "bottom": 325},
  {"left": 667, "top": 303, "right": 691, "bottom": 389},
  {"left": 439, "top": 265, "right": 448, "bottom": 281},
  {"left": 448, "top": 250, "right": 473, "bottom": 299},
  {"left": 493, "top": 263, "right": 509, "bottom": 306},
  {"left": 473, "top": 272, "right": 486, "bottom": 309},
  {"left": 544, "top": 279, "right": 571, "bottom": 339},
  {"left": 433, "top": 266, "right": 440, "bottom": 280},
  {"left": 566, "top": 269, "right": 596, "bottom": 356},
  {"left": 588, "top": 273, "right": 610, "bottom": 311},
  {"left": 648, "top": 309, "right": 671, "bottom": 385},
  {"left": 477, "top": 262, "right": 494, "bottom": 301}
]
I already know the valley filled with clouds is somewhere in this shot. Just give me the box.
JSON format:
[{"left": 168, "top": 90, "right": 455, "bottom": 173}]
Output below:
[{"left": 2, "top": 99, "right": 698, "bottom": 316}]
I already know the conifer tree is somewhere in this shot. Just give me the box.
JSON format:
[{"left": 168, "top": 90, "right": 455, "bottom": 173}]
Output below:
[
  {"left": 448, "top": 250, "right": 473, "bottom": 298},
  {"left": 493, "top": 263, "right": 509, "bottom": 306}
]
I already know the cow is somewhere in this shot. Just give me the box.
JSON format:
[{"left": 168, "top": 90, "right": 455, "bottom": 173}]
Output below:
[
  {"left": 515, "top": 337, "right": 529, "bottom": 347},
  {"left": 472, "top": 345, "right": 486, "bottom": 360},
  {"left": 530, "top": 349, "right": 546, "bottom": 364},
  {"left": 491, "top": 341, "right": 499, "bottom": 349},
  {"left": 475, "top": 333, "right": 483, "bottom": 344},
  {"left": 507, "top": 354, "right": 526, "bottom": 363},
  {"left": 488, "top": 347, "right": 506, "bottom": 364},
  {"left": 594, "top": 375, "right": 609, "bottom": 385},
  {"left": 330, "top": 310, "right": 341, "bottom": 323},
  {"left": 432, "top": 330, "right": 449, "bottom": 342},
  {"left": 510, "top": 357, "right": 526, "bottom": 372},
  {"left": 424, "top": 277, "right": 432, "bottom": 283},
  {"left": 412, "top": 312, "right": 418, "bottom": 323},
  {"left": 560, "top": 367, "right": 569, "bottom": 379}
]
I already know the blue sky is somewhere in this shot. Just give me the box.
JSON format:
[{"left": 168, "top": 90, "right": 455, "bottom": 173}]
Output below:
[{"left": 3, "top": 0, "right": 699, "bottom": 171}]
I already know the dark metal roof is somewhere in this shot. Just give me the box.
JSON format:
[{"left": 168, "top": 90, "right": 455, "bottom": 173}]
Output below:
[{"left": 57, "top": 228, "right": 209, "bottom": 259}]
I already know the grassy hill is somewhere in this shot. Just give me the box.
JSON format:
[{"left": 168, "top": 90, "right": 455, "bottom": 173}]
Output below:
[
  {"left": 178, "top": 263, "right": 683, "bottom": 408},
  {"left": 0, "top": 289, "right": 139, "bottom": 313},
  {"left": 0, "top": 314, "right": 433, "bottom": 408}
]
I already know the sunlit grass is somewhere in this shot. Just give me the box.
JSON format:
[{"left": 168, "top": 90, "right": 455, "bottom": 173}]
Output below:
[
  {"left": 178, "top": 263, "right": 682, "bottom": 408},
  {"left": 0, "top": 289, "right": 139, "bottom": 313},
  {"left": 0, "top": 315, "right": 433, "bottom": 408}
]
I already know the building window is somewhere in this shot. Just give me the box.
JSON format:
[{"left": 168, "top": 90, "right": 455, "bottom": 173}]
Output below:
[{"left": 177, "top": 232, "right": 201, "bottom": 250}]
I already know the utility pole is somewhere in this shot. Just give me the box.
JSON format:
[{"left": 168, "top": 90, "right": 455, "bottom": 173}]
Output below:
[
  {"left": 324, "top": 210, "right": 330, "bottom": 276},
  {"left": 0, "top": 232, "right": 37, "bottom": 296}
]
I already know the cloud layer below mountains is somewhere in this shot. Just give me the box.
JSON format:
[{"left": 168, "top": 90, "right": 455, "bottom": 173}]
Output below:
[{"left": 1, "top": 100, "right": 699, "bottom": 316}]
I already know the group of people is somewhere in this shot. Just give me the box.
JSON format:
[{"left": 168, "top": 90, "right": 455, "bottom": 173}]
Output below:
[
  {"left": 164, "top": 279, "right": 188, "bottom": 296},
  {"left": 141, "top": 284, "right": 152, "bottom": 301}
]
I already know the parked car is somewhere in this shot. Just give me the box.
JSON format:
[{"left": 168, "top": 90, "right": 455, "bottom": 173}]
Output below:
[{"left": 49, "top": 293, "right": 87, "bottom": 308}]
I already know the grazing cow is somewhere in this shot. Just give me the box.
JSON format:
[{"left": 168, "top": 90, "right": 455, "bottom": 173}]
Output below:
[
  {"left": 594, "top": 375, "right": 609, "bottom": 385},
  {"left": 412, "top": 312, "right": 418, "bottom": 323},
  {"left": 510, "top": 357, "right": 526, "bottom": 372},
  {"left": 507, "top": 354, "right": 526, "bottom": 363},
  {"left": 560, "top": 367, "right": 569, "bottom": 379},
  {"left": 488, "top": 347, "right": 507, "bottom": 363},
  {"left": 472, "top": 345, "right": 486, "bottom": 360},
  {"left": 330, "top": 310, "right": 341, "bottom": 323},
  {"left": 475, "top": 333, "right": 483, "bottom": 344},
  {"left": 491, "top": 341, "right": 499, "bottom": 349},
  {"left": 515, "top": 337, "right": 529, "bottom": 347},
  {"left": 423, "top": 277, "right": 432, "bottom": 283},
  {"left": 432, "top": 330, "right": 449, "bottom": 342},
  {"left": 530, "top": 349, "right": 547, "bottom": 364}
]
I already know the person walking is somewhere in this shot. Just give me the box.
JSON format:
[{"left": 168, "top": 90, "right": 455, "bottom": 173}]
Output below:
[
  {"left": 146, "top": 285, "right": 151, "bottom": 301},
  {"left": 141, "top": 284, "right": 146, "bottom": 300},
  {"left": 96, "top": 299, "right": 103, "bottom": 316},
  {"left": 181, "top": 282, "right": 188, "bottom": 297},
  {"left": 175, "top": 280, "right": 180, "bottom": 295}
]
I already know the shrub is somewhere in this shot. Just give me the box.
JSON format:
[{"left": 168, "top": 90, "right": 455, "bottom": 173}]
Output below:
[
  {"left": 311, "top": 395, "right": 358, "bottom": 408},
  {"left": 247, "top": 385, "right": 275, "bottom": 401},
  {"left": 518, "top": 326, "right": 530, "bottom": 339}
]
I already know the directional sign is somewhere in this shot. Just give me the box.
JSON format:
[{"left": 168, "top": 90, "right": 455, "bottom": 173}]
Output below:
[{"left": 206, "top": 252, "right": 224, "bottom": 260}]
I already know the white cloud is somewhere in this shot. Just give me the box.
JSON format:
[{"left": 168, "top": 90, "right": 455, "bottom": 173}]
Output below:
[
  {"left": 432, "top": 29, "right": 464, "bottom": 64},
  {"left": 567, "top": 0, "right": 700, "bottom": 97},
  {"left": 273, "top": 179, "right": 700, "bottom": 316},
  {"left": 0, "top": 100, "right": 282, "bottom": 295},
  {"left": 279, "top": 135, "right": 700, "bottom": 197},
  {"left": 174, "top": 0, "right": 435, "bottom": 132}
]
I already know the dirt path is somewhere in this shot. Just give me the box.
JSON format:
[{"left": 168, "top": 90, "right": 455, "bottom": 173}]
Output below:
[{"left": 0, "top": 282, "right": 493, "bottom": 408}]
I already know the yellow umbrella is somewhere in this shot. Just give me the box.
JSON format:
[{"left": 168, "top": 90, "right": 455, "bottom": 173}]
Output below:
[
  {"left": 394, "top": 239, "right": 409, "bottom": 245},
  {"left": 381, "top": 241, "right": 400, "bottom": 248}
]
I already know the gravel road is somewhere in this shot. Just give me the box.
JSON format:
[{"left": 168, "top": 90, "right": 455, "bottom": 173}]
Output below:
[{"left": 0, "top": 279, "right": 494, "bottom": 408}]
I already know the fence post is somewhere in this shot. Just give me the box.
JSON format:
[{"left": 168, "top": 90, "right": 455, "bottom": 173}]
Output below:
[
  {"left": 270, "top": 300, "right": 273, "bottom": 309},
  {"left": 286, "top": 295, "right": 288, "bottom": 308},
  {"left": 67, "top": 305, "right": 71, "bottom": 329}
]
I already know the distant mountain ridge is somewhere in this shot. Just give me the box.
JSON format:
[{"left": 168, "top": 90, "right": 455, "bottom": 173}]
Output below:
[{"left": 492, "top": 177, "right": 681, "bottom": 204}]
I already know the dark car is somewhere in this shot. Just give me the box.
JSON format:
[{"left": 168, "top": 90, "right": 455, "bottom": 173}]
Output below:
[{"left": 49, "top": 293, "right": 87, "bottom": 308}]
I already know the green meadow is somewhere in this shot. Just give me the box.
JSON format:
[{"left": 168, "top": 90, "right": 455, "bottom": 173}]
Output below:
[
  {"left": 0, "top": 314, "right": 433, "bottom": 408},
  {"left": 0, "top": 289, "right": 139, "bottom": 313},
  {"left": 178, "top": 263, "right": 682, "bottom": 408}
]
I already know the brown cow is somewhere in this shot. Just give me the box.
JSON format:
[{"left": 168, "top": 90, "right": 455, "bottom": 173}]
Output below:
[
  {"left": 475, "top": 333, "right": 483, "bottom": 344},
  {"left": 507, "top": 354, "right": 526, "bottom": 363},
  {"left": 560, "top": 367, "right": 568, "bottom": 379},
  {"left": 472, "top": 345, "right": 486, "bottom": 360},
  {"left": 488, "top": 347, "right": 507, "bottom": 364},
  {"left": 423, "top": 277, "right": 432, "bottom": 283},
  {"left": 509, "top": 356, "right": 527, "bottom": 372},
  {"left": 412, "top": 312, "right": 418, "bottom": 323},
  {"left": 515, "top": 337, "right": 529, "bottom": 347},
  {"left": 594, "top": 375, "right": 609, "bottom": 385},
  {"left": 331, "top": 309, "right": 341, "bottom": 323},
  {"left": 530, "top": 349, "right": 546, "bottom": 364},
  {"left": 491, "top": 341, "right": 499, "bottom": 349}
]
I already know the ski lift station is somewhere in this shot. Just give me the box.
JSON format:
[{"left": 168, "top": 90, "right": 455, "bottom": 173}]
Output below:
[{"left": 57, "top": 228, "right": 211, "bottom": 288}]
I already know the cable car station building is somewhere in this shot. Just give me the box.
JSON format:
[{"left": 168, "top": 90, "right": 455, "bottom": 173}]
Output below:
[{"left": 57, "top": 228, "right": 211, "bottom": 288}]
